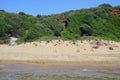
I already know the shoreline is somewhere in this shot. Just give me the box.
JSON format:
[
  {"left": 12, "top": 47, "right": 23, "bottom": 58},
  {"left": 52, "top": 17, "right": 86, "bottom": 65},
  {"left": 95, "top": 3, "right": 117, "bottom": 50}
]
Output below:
[
  {"left": 0, "top": 60, "right": 119, "bottom": 66},
  {"left": 0, "top": 40, "right": 120, "bottom": 67}
]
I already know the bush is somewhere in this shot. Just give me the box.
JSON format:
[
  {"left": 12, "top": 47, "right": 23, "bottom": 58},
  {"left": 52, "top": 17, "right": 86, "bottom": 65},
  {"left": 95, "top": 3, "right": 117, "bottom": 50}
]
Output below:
[
  {"left": 24, "top": 28, "right": 42, "bottom": 42},
  {"left": 19, "top": 12, "right": 26, "bottom": 15},
  {"left": 0, "top": 10, "right": 5, "bottom": 12},
  {"left": 36, "top": 14, "right": 42, "bottom": 18},
  {"left": 80, "top": 27, "right": 93, "bottom": 36},
  {"left": 1, "top": 4, "right": 120, "bottom": 43},
  {"left": 98, "top": 3, "right": 112, "bottom": 9},
  {"left": 62, "top": 30, "right": 76, "bottom": 39}
]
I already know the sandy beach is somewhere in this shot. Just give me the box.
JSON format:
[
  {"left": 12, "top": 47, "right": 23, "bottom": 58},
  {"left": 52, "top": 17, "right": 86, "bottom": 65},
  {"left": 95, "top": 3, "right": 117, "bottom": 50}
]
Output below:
[{"left": 0, "top": 40, "right": 120, "bottom": 66}]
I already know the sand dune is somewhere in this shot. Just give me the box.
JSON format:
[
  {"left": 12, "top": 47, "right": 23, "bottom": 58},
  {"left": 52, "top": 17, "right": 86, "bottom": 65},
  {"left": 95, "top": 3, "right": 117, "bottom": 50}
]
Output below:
[{"left": 0, "top": 40, "right": 120, "bottom": 66}]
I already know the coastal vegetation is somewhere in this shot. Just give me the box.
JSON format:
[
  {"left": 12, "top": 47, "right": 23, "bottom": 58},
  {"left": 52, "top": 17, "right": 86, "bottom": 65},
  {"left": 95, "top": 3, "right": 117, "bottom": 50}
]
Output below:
[{"left": 0, "top": 4, "right": 120, "bottom": 44}]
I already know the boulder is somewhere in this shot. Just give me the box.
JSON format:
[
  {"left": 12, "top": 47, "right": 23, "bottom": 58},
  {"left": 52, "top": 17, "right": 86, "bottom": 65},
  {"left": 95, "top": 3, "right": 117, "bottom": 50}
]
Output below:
[{"left": 9, "top": 37, "right": 18, "bottom": 46}]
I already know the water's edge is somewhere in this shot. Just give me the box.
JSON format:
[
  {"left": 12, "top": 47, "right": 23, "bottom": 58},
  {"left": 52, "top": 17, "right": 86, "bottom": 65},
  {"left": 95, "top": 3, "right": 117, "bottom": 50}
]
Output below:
[{"left": 0, "top": 63, "right": 120, "bottom": 80}]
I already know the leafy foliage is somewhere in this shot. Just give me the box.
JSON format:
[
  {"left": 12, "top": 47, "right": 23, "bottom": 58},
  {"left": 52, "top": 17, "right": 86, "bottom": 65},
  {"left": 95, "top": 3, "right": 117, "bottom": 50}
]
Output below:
[
  {"left": 98, "top": 3, "right": 112, "bottom": 8},
  {"left": 0, "top": 4, "right": 120, "bottom": 43}
]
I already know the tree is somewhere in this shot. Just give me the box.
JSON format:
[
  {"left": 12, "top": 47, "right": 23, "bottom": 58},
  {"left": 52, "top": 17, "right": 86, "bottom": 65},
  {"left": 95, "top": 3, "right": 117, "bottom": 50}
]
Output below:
[
  {"left": 36, "top": 14, "right": 42, "bottom": 18},
  {"left": 98, "top": 3, "right": 112, "bottom": 8},
  {"left": 0, "top": 10, "right": 5, "bottom": 12},
  {"left": 19, "top": 12, "right": 26, "bottom": 15}
]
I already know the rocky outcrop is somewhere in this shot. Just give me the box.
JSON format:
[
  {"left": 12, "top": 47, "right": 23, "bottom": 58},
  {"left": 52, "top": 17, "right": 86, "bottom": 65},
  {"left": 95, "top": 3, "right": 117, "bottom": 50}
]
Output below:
[
  {"left": 57, "top": 15, "right": 68, "bottom": 31},
  {"left": 57, "top": 15, "right": 67, "bottom": 22},
  {"left": 9, "top": 37, "right": 18, "bottom": 46},
  {"left": 107, "top": 8, "right": 120, "bottom": 17}
]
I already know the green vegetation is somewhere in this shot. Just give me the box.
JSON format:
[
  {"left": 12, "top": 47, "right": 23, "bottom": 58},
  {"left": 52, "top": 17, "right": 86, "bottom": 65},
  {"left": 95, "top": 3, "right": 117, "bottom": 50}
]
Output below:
[{"left": 0, "top": 4, "right": 120, "bottom": 43}]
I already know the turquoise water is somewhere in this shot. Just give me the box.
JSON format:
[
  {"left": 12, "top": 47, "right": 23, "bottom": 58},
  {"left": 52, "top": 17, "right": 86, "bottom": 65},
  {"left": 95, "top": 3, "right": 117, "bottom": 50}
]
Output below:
[{"left": 0, "top": 64, "right": 120, "bottom": 80}]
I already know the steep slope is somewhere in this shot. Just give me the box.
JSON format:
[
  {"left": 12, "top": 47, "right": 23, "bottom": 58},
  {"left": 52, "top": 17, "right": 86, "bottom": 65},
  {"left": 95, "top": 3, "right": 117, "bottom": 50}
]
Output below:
[{"left": 0, "top": 4, "right": 120, "bottom": 44}]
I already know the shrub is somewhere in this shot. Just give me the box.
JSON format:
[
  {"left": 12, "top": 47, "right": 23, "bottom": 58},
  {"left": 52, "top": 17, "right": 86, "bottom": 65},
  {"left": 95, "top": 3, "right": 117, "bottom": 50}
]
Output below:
[
  {"left": 24, "top": 28, "right": 42, "bottom": 42},
  {"left": 80, "top": 27, "right": 93, "bottom": 36},
  {"left": 36, "top": 14, "right": 42, "bottom": 18},
  {"left": 0, "top": 10, "right": 5, "bottom": 12},
  {"left": 98, "top": 3, "right": 112, "bottom": 9},
  {"left": 62, "top": 30, "right": 76, "bottom": 39},
  {"left": 19, "top": 12, "right": 26, "bottom": 15},
  {"left": 1, "top": 4, "right": 120, "bottom": 43}
]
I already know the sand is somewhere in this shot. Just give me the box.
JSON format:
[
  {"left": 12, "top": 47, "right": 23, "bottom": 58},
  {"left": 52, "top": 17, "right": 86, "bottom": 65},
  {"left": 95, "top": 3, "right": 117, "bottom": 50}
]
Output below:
[{"left": 0, "top": 40, "right": 120, "bottom": 66}]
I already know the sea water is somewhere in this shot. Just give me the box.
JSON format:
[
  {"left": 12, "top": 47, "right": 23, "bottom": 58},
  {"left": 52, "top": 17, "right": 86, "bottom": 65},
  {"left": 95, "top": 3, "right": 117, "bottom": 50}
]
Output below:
[{"left": 0, "top": 64, "right": 120, "bottom": 80}]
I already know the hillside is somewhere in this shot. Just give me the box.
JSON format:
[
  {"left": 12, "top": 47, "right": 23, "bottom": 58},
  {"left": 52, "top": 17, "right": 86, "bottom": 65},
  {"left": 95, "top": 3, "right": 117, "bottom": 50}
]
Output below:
[{"left": 0, "top": 4, "right": 120, "bottom": 44}]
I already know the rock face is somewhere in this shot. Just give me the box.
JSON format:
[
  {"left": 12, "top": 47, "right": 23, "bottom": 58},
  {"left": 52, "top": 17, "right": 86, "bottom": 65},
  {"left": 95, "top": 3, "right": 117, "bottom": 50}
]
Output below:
[
  {"left": 9, "top": 37, "right": 18, "bottom": 46},
  {"left": 107, "top": 8, "right": 120, "bottom": 17},
  {"left": 57, "top": 15, "right": 68, "bottom": 31},
  {"left": 57, "top": 15, "right": 67, "bottom": 22}
]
